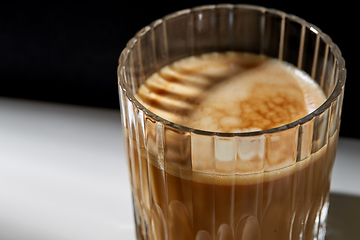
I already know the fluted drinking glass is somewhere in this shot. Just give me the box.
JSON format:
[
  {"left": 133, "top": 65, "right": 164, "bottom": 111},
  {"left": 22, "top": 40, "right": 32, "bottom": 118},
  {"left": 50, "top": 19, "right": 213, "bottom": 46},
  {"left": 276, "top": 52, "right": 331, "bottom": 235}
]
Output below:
[{"left": 117, "top": 4, "right": 346, "bottom": 240}]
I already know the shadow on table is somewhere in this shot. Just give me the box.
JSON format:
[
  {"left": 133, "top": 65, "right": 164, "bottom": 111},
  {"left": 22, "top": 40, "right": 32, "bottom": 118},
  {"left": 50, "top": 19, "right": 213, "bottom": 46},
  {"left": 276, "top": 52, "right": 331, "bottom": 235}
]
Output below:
[{"left": 326, "top": 193, "right": 360, "bottom": 240}]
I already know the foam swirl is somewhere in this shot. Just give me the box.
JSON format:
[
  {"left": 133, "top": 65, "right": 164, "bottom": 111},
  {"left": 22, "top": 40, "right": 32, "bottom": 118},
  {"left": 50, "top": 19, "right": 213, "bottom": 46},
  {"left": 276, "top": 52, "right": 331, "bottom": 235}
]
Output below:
[{"left": 136, "top": 52, "right": 325, "bottom": 133}]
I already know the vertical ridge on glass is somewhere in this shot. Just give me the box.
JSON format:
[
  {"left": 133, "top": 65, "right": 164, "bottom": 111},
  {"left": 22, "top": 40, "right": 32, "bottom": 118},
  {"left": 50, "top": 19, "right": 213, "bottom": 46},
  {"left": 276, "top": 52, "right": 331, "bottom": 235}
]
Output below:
[
  {"left": 311, "top": 33, "right": 321, "bottom": 79},
  {"left": 278, "top": 12, "right": 286, "bottom": 61},
  {"left": 297, "top": 23, "right": 306, "bottom": 70}
]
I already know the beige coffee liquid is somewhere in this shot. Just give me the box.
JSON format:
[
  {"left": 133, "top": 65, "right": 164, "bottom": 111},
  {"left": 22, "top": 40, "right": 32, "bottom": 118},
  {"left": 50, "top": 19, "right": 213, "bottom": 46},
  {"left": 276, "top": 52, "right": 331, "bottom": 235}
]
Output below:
[{"left": 128, "top": 52, "right": 335, "bottom": 240}]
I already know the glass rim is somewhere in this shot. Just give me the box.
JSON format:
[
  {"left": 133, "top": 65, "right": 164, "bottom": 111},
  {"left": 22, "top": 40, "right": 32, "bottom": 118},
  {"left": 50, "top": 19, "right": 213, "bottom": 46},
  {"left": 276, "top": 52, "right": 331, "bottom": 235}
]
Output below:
[{"left": 118, "top": 4, "right": 346, "bottom": 137}]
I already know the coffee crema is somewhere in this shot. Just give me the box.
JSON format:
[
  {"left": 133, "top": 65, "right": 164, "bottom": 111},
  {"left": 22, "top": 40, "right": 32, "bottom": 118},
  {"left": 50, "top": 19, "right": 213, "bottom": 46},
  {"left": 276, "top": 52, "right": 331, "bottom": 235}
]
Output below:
[{"left": 136, "top": 52, "right": 325, "bottom": 133}]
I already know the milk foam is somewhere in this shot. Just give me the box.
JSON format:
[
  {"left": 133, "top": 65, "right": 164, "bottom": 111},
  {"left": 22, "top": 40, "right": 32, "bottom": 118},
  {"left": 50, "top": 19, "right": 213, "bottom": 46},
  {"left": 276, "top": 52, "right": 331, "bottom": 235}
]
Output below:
[{"left": 136, "top": 52, "right": 326, "bottom": 133}]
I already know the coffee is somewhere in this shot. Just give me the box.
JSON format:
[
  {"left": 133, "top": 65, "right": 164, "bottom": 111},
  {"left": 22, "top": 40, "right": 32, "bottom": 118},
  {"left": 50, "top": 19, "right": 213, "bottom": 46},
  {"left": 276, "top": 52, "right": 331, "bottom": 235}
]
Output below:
[
  {"left": 136, "top": 52, "right": 325, "bottom": 132},
  {"left": 126, "top": 52, "right": 335, "bottom": 240}
]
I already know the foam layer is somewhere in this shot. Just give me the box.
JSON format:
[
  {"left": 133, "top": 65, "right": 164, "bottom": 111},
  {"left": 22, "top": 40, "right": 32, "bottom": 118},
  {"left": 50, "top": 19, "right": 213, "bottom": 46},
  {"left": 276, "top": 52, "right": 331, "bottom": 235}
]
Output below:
[{"left": 136, "top": 52, "right": 326, "bottom": 133}]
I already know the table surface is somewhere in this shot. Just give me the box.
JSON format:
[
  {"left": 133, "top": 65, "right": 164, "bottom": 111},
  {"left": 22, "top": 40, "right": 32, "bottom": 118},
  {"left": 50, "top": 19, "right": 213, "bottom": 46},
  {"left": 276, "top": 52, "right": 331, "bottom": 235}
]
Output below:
[{"left": 1, "top": 97, "right": 359, "bottom": 240}]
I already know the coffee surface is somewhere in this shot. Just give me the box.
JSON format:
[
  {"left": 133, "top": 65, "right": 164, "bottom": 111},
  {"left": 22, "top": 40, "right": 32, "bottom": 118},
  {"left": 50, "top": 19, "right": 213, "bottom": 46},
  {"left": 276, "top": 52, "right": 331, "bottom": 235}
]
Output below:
[{"left": 136, "top": 52, "right": 325, "bottom": 132}]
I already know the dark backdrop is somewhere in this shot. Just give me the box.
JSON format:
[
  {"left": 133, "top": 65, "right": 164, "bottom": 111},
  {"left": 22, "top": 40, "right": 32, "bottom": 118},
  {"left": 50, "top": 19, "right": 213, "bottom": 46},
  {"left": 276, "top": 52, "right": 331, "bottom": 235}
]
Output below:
[{"left": 1, "top": 1, "right": 357, "bottom": 138}]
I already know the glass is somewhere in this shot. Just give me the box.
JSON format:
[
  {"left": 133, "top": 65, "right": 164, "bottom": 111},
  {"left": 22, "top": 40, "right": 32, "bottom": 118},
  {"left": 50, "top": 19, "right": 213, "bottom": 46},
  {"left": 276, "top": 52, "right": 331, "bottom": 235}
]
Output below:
[{"left": 117, "top": 4, "right": 346, "bottom": 240}]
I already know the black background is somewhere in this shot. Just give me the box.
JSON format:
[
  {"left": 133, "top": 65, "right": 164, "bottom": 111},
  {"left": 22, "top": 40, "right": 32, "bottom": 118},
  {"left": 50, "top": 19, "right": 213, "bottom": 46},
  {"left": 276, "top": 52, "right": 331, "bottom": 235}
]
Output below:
[{"left": 1, "top": 1, "right": 357, "bottom": 138}]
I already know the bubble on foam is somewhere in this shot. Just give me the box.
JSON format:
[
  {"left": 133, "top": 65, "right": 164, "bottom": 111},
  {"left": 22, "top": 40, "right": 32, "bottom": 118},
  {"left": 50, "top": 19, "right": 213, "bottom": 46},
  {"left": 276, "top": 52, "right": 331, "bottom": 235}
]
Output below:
[{"left": 220, "top": 116, "right": 242, "bottom": 128}]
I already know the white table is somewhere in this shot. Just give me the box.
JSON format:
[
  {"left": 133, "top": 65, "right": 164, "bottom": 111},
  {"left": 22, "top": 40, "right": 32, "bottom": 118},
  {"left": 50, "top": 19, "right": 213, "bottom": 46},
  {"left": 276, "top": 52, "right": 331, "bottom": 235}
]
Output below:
[{"left": 0, "top": 97, "right": 359, "bottom": 240}]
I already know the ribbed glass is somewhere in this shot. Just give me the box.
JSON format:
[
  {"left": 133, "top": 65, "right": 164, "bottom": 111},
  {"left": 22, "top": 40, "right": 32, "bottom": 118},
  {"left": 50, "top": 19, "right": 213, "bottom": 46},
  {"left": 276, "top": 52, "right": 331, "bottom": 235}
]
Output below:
[{"left": 117, "top": 4, "right": 346, "bottom": 240}]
